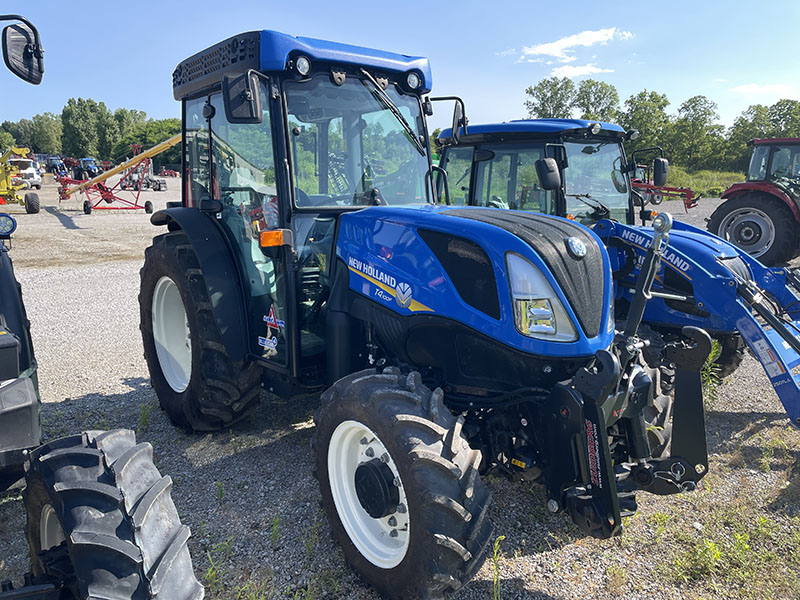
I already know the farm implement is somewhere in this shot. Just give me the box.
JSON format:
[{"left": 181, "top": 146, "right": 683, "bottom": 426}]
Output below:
[
  {"left": 436, "top": 118, "right": 800, "bottom": 428},
  {"left": 630, "top": 147, "right": 700, "bottom": 212},
  {"left": 0, "top": 146, "right": 39, "bottom": 213},
  {"left": 59, "top": 134, "right": 180, "bottom": 213}
]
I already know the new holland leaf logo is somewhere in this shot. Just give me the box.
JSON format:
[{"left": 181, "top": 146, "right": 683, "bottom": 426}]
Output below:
[{"left": 395, "top": 282, "right": 412, "bottom": 309}]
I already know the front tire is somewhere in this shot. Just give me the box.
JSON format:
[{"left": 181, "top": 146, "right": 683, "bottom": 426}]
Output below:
[
  {"left": 314, "top": 369, "right": 493, "bottom": 599},
  {"left": 139, "top": 231, "right": 262, "bottom": 431},
  {"left": 24, "top": 429, "right": 203, "bottom": 599},
  {"left": 708, "top": 194, "right": 798, "bottom": 265}
]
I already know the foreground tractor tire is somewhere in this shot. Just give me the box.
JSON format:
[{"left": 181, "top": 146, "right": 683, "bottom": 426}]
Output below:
[
  {"left": 708, "top": 194, "right": 798, "bottom": 266},
  {"left": 24, "top": 191, "right": 40, "bottom": 214},
  {"left": 314, "top": 369, "right": 493, "bottom": 600},
  {"left": 139, "top": 231, "right": 262, "bottom": 431},
  {"left": 24, "top": 429, "right": 203, "bottom": 599}
]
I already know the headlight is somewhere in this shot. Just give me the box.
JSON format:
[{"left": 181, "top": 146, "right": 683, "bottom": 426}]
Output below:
[
  {"left": 0, "top": 213, "right": 17, "bottom": 236},
  {"left": 506, "top": 253, "right": 577, "bottom": 342}
]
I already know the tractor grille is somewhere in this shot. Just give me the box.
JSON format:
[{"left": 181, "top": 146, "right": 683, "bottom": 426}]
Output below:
[
  {"left": 445, "top": 208, "right": 606, "bottom": 337},
  {"left": 172, "top": 32, "right": 260, "bottom": 100}
]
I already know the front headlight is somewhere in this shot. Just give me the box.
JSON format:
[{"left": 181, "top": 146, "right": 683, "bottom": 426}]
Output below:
[{"left": 506, "top": 253, "right": 578, "bottom": 342}]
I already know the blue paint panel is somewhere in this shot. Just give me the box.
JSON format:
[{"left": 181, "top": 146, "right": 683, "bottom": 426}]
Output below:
[
  {"left": 439, "top": 119, "right": 625, "bottom": 140},
  {"left": 336, "top": 205, "right": 614, "bottom": 358},
  {"left": 259, "top": 30, "right": 432, "bottom": 93}
]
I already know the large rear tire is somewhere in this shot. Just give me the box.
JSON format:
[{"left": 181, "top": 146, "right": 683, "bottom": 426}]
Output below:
[
  {"left": 708, "top": 194, "right": 798, "bottom": 265},
  {"left": 24, "top": 429, "right": 204, "bottom": 599},
  {"left": 314, "top": 369, "right": 493, "bottom": 599},
  {"left": 139, "top": 231, "right": 262, "bottom": 431}
]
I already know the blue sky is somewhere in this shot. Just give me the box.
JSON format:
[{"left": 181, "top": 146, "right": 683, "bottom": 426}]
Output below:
[{"left": 3, "top": 1, "right": 799, "bottom": 132}]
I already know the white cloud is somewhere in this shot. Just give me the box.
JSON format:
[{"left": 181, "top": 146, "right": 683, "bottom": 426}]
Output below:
[
  {"left": 551, "top": 63, "right": 614, "bottom": 78},
  {"left": 732, "top": 83, "right": 795, "bottom": 96},
  {"left": 521, "top": 28, "right": 633, "bottom": 63},
  {"left": 713, "top": 78, "right": 727, "bottom": 83},
  {"left": 495, "top": 47, "right": 516, "bottom": 57}
]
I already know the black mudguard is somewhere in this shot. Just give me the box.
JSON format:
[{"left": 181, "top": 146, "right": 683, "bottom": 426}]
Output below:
[{"left": 150, "top": 207, "right": 249, "bottom": 363}]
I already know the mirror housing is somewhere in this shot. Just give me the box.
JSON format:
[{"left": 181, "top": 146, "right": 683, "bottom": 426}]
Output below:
[
  {"left": 222, "top": 71, "right": 263, "bottom": 124},
  {"left": 451, "top": 102, "right": 465, "bottom": 144},
  {"left": 2, "top": 22, "right": 43, "bottom": 84},
  {"left": 653, "top": 157, "right": 669, "bottom": 187},
  {"left": 535, "top": 157, "right": 561, "bottom": 191}
]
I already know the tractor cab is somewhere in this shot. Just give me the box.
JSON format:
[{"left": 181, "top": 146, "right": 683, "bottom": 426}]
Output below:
[
  {"left": 745, "top": 138, "right": 800, "bottom": 183},
  {"left": 436, "top": 120, "right": 667, "bottom": 226},
  {"left": 170, "top": 30, "right": 433, "bottom": 384}
]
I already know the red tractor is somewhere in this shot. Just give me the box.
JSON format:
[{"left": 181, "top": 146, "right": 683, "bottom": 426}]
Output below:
[{"left": 708, "top": 138, "right": 800, "bottom": 265}]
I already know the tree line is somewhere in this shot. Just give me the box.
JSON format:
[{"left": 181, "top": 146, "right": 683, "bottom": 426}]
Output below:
[
  {"left": 524, "top": 77, "right": 800, "bottom": 173},
  {"left": 0, "top": 98, "right": 180, "bottom": 168}
]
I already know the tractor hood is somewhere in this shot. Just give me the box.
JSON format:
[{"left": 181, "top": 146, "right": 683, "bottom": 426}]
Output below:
[{"left": 336, "top": 205, "right": 615, "bottom": 359}]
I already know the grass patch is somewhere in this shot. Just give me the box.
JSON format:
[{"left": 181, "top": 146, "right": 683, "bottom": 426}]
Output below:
[{"left": 668, "top": 166, "right": 744, "bottom": 198}]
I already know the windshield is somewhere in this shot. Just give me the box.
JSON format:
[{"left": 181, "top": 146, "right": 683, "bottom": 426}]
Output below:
[
  {"left": 767, "top": 145, "right": 800, "bottom": 182},
  {"left": 286, "top": 75, "right": 429, "bottom": 208},
  {"left": 747, "top": 145, "right": 770, "bottom": 181},
  {"left": 563, "top": 140, "right": 628, "bottom": 223},
  {"left": 10, "top": 159, "right": 32, "bottom": 170}
]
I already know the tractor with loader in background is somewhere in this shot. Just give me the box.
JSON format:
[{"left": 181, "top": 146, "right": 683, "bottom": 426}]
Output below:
[
  {"left": 708, "top": 137, "right": 800, "bottom": 266},
  {"left": 435, "top": 119, "right": 800, "bottom": 430},
  {"left": 0, "top": 146, "right": 39, "bottom": 213},
  {"left": 139, "top": 30, "right": 713, "bottom": 599},
  {"left": 0, "top": 13, "right": 202, "bottom": 600}
]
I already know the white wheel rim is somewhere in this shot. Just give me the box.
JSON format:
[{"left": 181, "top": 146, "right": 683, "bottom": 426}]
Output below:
[
  {"left": 152, "top": 276, "right": 192, "bottom": 393},
  {"left": 40, "top": 504, "right": 65, "bottom": 550},
  {"left": 717, "top": 207, "right": 775, "bottom": 257},
  {"left": 328, "top": 420, "right": 410, "bottom": 568}
]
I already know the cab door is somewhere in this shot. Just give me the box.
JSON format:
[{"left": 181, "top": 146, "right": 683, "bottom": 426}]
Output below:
[{"left": 184, "top": 85, "right": 292, "bottom": 373}]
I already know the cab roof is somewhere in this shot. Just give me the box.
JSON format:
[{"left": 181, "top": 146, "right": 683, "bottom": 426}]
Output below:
[
  {"left": 439, "top": 118, "right": 626, "bottom": 141},
  {"left": 750, "top": 137, "right": 800, "bottom": 146},
  {"left": 173, "top": 30, "right": 432, "bottom": 100}
]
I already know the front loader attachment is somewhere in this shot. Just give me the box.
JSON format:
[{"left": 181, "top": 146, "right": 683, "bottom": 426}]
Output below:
[{"left": 597, "top": 218, "right": 800, "bottom": 428}]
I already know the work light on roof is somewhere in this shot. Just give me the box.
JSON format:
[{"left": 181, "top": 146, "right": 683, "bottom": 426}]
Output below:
[
  {"left": 590, "top": 123, "right": 602, "bottom": 135},
  {"left": 406, "top": 72, "right": 420, "bottom": 90},
  {"left": 295, "top": 56, "right": 311, "bottom": 76}
]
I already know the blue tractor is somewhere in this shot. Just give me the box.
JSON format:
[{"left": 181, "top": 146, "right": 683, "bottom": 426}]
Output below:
[
  {"left": 139, "top": 32, "right": 711, "bottom": 598},
  {"left": 73, "top": 157, "right": 102, "bottom": 180},
  {"left": 436, "top": 118, "right": 800, "bottom": 429}
]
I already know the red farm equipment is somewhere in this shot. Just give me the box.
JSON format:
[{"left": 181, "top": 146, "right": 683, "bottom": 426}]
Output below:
[
  {"left": 630, "top": 147, "right": 700, "bottom": 213},
  {"left": 59, "top": 134, "right": 181, "bottom": 213},
  {"left": 708, "top": 138, "right": 800, "bottom": 266}
]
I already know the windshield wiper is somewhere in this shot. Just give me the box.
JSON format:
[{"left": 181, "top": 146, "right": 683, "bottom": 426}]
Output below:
[
  {"left": 359, "top": 68, "right": 425, "bottom": 157},
  {"left": 566, "top": 193, "right": 610, "bottom": 215}
]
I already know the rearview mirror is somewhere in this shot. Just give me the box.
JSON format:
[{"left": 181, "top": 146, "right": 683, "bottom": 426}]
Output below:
[
  {"left": 2, "top": 22, "right": 43, "bottom": 84},
  {"left": 535, "top": 157, "right": 561, "bottom": 191},
  {"left": 653, "top": 157, "right": 668, "bottom": 187},
  {"left": 451, "top": 102, "right": 465, "bottom": 144},
  {"left": 222, "top": 72, "right": 263, "bottom": 124}
]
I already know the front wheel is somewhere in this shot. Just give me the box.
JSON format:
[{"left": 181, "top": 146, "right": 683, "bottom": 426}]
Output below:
[
  {"left": 314, "top": 369, "right": 493, "bottom": 599},
  {"left": 708, "top": 194, "right": 798, "bottom": 265},
  {"left": 144, "top": 200, "right": 153, "bottom": 214},
  {"left": 139, "top": 231, "right": 262, "bottom": 431},
  {"left": 82, "top": 200, "right": 92, "bottom": 214},
  {"left": 24, "top": 429, "right": 203, "bottom": 599}
]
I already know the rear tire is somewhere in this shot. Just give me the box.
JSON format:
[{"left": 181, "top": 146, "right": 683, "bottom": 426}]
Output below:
[
  {"left": 708, "top": 194, "right": 798, "bottom": 265},
  {"left": 24, "top": 429, "right": 203, "bottom": 600},
  {"left": 144, "top": 200, "right": 153, "bottom": 214},
  {"left": 24, "top": 192, "right": 40, "bottom": 214},
  {"left": 314, "top": 369, "right": 493, "bottom": 599},
  {"left": 83, "top": 200, "right": 92, "bottom": 214},
  {"left": 139, "top": 232, "right": 262, "bottom": 431}
]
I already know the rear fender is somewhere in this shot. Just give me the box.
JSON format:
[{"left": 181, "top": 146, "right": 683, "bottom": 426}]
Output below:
[
  {"left": 150, "top": 207, "right": 248, "bottom": 363},
  {"left": 721, "top": 182, "right": 800, "bottom": 221}
]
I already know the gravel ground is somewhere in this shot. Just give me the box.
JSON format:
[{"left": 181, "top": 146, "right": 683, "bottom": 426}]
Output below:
[{"left": 0, "top": 187, "right": 798, "bottom": 600}]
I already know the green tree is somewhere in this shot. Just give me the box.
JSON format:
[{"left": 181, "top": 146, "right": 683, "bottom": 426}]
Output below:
[
  {"left": 96, "top": 103, "right": 120, "bottom": 160},
  {"left": 524, "top": 77, "right": 575, "bottom": 118},
  {"left": 726, "top": 104, "right": 772, "bottom": 172},
  {"left": 670, "top": 95, "right": 723, "bottom": 168},
  {"left": 61, "top": 98, "right": 100, "bottom": 157},
  {"left": 768, "top": 99, "right": 800, "bottom": 136},
  {"left": 0, "top": 130, "right": 15, "bottom": 151},
  {"left": 575, "top": 79, "right": 619, "bottom": 122},
  {"left": 113, "top": 108, "right": 147, "bottom": 143},
  {"left": 30, "top": 112, "right": 62, "bottom": 153},
  {"left": 430, "top": 127, "right": 442, "bottom": 153},
  {"left": 1, "top": 119, "right": 34, "bottom": 149},
  {"left": 620, "top": 90, "right": 671, "bottom": 154},
  {"left": 111, "top": 119, "right": 181, "bottom": 169}
]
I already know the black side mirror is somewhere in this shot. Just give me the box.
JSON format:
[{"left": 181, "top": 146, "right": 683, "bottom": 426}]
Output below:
[
  {"left": 535, "top": 157, "right": 561, "bottom": 191},
  {"left": 653, "top": 157, "right": 669, "bottom": 187},
  {"left": 222, "top": 71, "right": 263, "bottom": 124},
  {"left": 2, "top": 22, "right": 43, "bottom": 84},
  {"left": 451, "top": 102, "right": 465, "bottom": 144}
]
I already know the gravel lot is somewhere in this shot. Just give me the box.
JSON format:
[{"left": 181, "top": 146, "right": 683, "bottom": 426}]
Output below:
[{"left": 0, "top": 184, "right": 798, "bottom": 600}]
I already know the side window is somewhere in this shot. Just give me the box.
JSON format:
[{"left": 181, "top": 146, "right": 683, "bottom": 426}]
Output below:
[
  {"left": 747, "top": 145, "right": 770, "bottom": 181},
  {"left": 515, "top": 149, "right": 555, "bottom": 214},
  {"left": 442, "top": 147, "right": 473, "bottom": 205},
  {"left": 474, "top": 153, "right": 511, "bottom": 207},
  {"left": 184, "top": 97, "right": 209, "bottom": 206},
  {"left": 769, "top": 147, "right": 792, "bottom": 179},
  {"left": 290, "top": 117, "right": 346, "bottom": 205}
]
